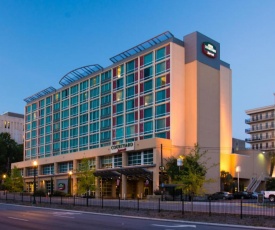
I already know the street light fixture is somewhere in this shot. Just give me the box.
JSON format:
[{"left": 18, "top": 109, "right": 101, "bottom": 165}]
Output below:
[
  {"left": 68, "top": 170, "right": 72, "bottom": 196},
  {"left": 33, "top": 161, "right": 38, "bottom": 204},
  {"left": 236, "top": 166, "right": 241, "bottom": 192},
  {"left": 2, "top": 174, "right": 6, "bottom": 195}
]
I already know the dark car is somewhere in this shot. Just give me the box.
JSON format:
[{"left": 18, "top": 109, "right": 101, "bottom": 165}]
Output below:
[
  {"left": 208, "top": 192, "right": 233, "bottom": 200},
  {"left": 233, "top": 191, "right": 251, "bottom": 199}
]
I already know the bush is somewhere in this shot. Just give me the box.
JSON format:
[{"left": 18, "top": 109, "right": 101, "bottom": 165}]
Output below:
[
  {"left": 34, "top": 188, "right": 46, "bottom": 197},
  {"left": 52, "top": 190, "right": 66, "bottom": 197}
]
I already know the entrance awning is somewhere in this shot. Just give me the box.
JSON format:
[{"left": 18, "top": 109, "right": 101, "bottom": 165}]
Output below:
[{"left": 94, "top": 164, "right": 155, "bottom": 181}]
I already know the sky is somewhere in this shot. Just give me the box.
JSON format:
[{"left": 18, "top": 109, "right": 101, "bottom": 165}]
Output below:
[{"left": 1, "top": 0, "right": 275, "bottom": 141}]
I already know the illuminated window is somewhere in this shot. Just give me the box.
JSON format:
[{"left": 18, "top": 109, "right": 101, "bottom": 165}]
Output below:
[
  {"left": 116, "top": 90, "right": 124, "bottom": 101},
  {"left": 144, "top": 94, "right": 153, "bottom": 106},
  {"left": 117, "top": 65, "right": 124, "bottom": 78},
  {"left": 54, "top": 93, "right": 60, "bottom": 102},
  {"left": 156, "top": 76, "right": 166, "bottom": 88}
]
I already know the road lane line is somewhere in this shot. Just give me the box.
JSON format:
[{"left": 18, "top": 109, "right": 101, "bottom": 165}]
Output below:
[
  {"left": 8, "top": 217, "right": 29, "bottom": 222},
  {"left": 152, "top": 224, "right": 196, "bottom": 228}
]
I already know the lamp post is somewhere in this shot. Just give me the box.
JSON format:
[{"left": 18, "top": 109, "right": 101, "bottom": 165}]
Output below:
[
  {"left": 33, "top": 161, "right": 37, "bottom": 204},
  {"left": 68, "top": 171, "right": 72, "bottom": 196},
  {"left": 236, "top": 166, "right": 241, "bottom": 192},
  {"left": 2, "top": 174, "right": 6, "bottom": 195}
]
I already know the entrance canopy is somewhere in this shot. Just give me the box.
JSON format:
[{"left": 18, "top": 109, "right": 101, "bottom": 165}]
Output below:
[{"left": 94, "top": 165, "right": 155, "bottom": 181}]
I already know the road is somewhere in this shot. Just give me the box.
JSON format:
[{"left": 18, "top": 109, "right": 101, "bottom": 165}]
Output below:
[{"left": 0, "top": 203, "right": 272, "bottom": 230}]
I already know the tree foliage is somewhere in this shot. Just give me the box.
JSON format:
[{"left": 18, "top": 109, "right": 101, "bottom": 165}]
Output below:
[
  {"left": 4, "top": 166, "right": 24, "bottom": 192},
  {"left": 266, "top": 178, "right": 275, "bottom": 190},
  {"left": 76, "top": 158, "right": 96, "bottom": 195},
  {"left": 166, "top": 143, "right": 215, "bottom": 195},
  {"left": 0, "top": 132, "right": 23, "bottom": 176},
  {"left": 220, "top": 170, "right": 234, "bottom": 192}
]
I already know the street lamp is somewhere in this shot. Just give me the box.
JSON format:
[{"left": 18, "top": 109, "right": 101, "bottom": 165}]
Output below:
[
  {"left": 33, "top": 161, "right": 37, "bottom": 204},
  {"left": 2, "top": 174, "right": 6, "bottom": 195},
  {"left": 68, "top": 171, "right": 72, "bottom": 196},
  {"left": 236, "top": 166, "right": 241, "bottom": 192}
]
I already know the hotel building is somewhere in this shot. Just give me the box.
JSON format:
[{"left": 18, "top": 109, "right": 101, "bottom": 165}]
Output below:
[
  {"left": 0, "top": 112, "right": 24, "bottom": 144},
  {"left": 12, "top": 31, "right": 233, "bottom": 197}
]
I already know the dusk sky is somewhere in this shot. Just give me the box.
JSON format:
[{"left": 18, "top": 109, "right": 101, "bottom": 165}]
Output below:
[{"left": 1, "top": 0, "right": 275, "bottom": 141}]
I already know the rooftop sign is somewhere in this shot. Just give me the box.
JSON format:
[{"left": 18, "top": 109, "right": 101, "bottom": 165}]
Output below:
[
  {"left": 202, "top": 42, "right": 217, "bottom": 58},
  {"left": 111, "top": 142, "right": 134, "bottom": 153}
]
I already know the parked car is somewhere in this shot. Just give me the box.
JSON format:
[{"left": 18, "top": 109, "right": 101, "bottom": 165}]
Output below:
[
  {"left": 208, "top": 192, "right": 233, "bottom": 200},
  {"left": 233, "top": 191, "right": 251, "bottom": 199},
  {"left": 248, "top": 192, "right": 259, "bottom": 199}
]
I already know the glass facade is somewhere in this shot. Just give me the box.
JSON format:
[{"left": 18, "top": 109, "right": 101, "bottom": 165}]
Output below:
[{"left": 24, "top": 44, "right": 171, "bottom": 160}]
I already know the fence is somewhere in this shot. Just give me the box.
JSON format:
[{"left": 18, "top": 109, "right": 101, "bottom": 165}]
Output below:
[{"left": 1, "top": 191, "right": 275, "bottom": 219}]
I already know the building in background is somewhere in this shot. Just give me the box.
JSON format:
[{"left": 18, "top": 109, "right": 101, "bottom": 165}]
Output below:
[
  {"left": 12, "top": 30, "right": 236, "bottom": 197},
  {"left": 0, "top": 112, "right": 24, "bottom": 144}
]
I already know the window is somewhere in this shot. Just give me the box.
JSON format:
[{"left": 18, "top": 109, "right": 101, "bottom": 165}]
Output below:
[
  {"left": 58, "top": 162, "right": 73, "bottom": 173},
  {"left": 155, "top": 118, "right": 166, "bottom": 131},
  {"left": 62, "top": 89, "right": 69, "bottom": 99},
  {"left": 116, "top": 90, "right": 124, "bottom": 102},
  {"left": 126, "top": 125, "right": 135, "bottom": 137},
  {"left": 144, "top": 80, "right": 153, "bottom": 92},
  {"left": 101, "top": 106, "right": 111, "bottom": 118},
  {"left": 116, "top": 103, "right": 124, "bottom": 114},
  {"left": 39, "top": 99, "right": 45, "bottom": 108},
  {"left": 61, "top": 141, "right": 69, "bottom": 150},
  {"left": 62, "top": 99, "right": 69, "bottom": 109},
  {"left": 101, "top": 94, "right": 111, "bottom": 105},
  {"left": 70, "top": 128, "right": 78, "bottom": 137},
  {"left": 101, "top": 71, "right": 111, "bottom": 82},
  {"left": 90, "top": 133, "right": 99, "bottom": 144},
  {"left": 80, "top": 92, "right": 88, "bottom": 102},
  {"left": 116, "top": 65, "right": 124, "bottom": 77},
  {"left": 128, "top": 152, "right": 141, "bottom": 166},
  {"left": 90, "top": 75, "right": 99, "bottom": 87},
  {"left": 101, "top": 119, "right": 111, "bottom": 129},
  {"left": 155, "top": 104, "right": 166, "bottom": 117},
  {"left": 90, "top": 122, "right": 99, "bottom": 133},
  {"left": 46, "top": 106, "right": 52, "bottom": 115},
  {"left": 70, "top": 106, "right": 78, "bottom": 116},
  {"left": 156, "top": 47, "right": 165, "bottom": 61},
  {"left": 114, "top": 155, "right": 122, "bottom": 167},
  {"left": 126, "top": 112, "right": 135, "bottom": 124},
  {"left": 61, "top": 130, "right": 69, "bottom": 140},
  {"left": 144, "top": 121, "right": 153, "bottom": 133},
  {"left": 116, "top": 78, "right": 124, "bottom": 89},
  {"left": 61, "top": 109, "right": 69, "bottom": 120},
  {"left": 156, "top": 90, "right": 166, "bottom": 103},
  {"left": 80, "top": 80, "right": 88, "bottom": 92},
  {"left": 101, "top": 82, "right": 111, "bottom": 94},
  {"left": 126, "top": 99, "right": 134, "bottom": 111},
  {"left": 46, "top": 116, "right": 52, "bottom": 124},
  {"left": 79, "top": 136, "right": 88, "bottom": 146},
  {"left": 71, "top": 85, "right": 79, "bottom": 95},
  {"left": 126, "top": 86, "right": 134, "bottom": 98},
  {"left": 40, "top": 109, "right": 45, "bottom": 118},
  {"left": 62, "top": 120, "right": 69, "bottom": 130},
  {"left": 80, "top": 103, "right": 88, "bottom": 113},
  {"left": 115, "top": 127, "right": 124, "bottom": 139},
  {"left": 32, "top": 103, "right": 37, "bottom": 111},
  {"left": 144, "top": 107, "right": 153, "bottom": 120},
  {"left": 100, "top": 131, "right": 111, "bottom": 141},
  {"left": 144, "top": 66, "right": 153, "bottom": 79},
  {"left": 116, "top": 115, "right": 124, "bottom": 126},
  {"left": 156, "top": 62, "right": 166, "bottom": 75},
  {"left": 46, "top": 96, "right": 52, "bottom": 105},
  {"left": 90, "top": 87, "right": 99, "bottom": 98},
  {"left": 53, "top": 103, "right": 60, "bottom": 111},
  {"left": 90, "top": 110, "right": 99, "bottom": 121},
  {"left": 80, "top": 114, "right": 88, "bottom": 124},
  {"left": 90, "top": 99, "right": 99, "bottom": 110},
  {"left": 144, "top": 52, "right": 153, "bottom": 66},
  {"left": 70, "top": 117, "right": 78, "bottom": 127},
  {"left": 126, "top": 73, "right": 135, "bottom": 86},
  {"left": 144, "top": 94, "right": 153, "bottom": 106},
  {"left": 126, "top": 60, "right": 135, "bottom": 73},
  {"left": 101, "top": 156, "right": 112, "bottom": 168},
  {"left": 144, "top": 150, "right": 153, "bottom": 164},
  {"left": 156, "top": 76, "right": 166, "bottom": 88},
  {"left": 45, "top": 125, "right": 51, "bottom": 134}
]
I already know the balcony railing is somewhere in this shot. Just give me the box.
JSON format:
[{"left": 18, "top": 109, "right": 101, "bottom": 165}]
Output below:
[
  {"left": 245, "top": 125, "right": 275, "bottom": 133},
  {"left": 245, "top": 114, "right": 275, "bottom": 124}
]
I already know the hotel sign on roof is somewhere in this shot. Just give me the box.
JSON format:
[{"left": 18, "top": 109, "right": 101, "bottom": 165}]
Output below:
[{"left": 202, "top": 42, "right": 217, "bottom": 58}]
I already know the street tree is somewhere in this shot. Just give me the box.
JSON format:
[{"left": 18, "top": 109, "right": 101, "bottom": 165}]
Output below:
[
  {"left": 166, "top": 143, "right": 216, "bottom": 196},
  {"left": 4, "top": 166, "right": 24, "bottom": 192},
  {"left": 76, "top": 158, "right": 96, "bottom": 196},
  {"left": 0, "top": 132, "right": 23, "bottom": 176}
]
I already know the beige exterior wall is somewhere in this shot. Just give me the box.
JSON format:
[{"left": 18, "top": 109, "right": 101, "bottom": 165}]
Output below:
[{"left": 170, "top": 42, "right": 185, "bottom": 146}]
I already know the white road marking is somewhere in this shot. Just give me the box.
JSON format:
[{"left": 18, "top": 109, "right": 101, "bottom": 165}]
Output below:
[
  {"left": 8, "top": 217, "right": 29, "bottom": 222},
  {"left": 152, "top": 224, "right": 196, "bottom": 228},
  {"left": 53, "top": 211, "right": 81, "bottom": 218}
]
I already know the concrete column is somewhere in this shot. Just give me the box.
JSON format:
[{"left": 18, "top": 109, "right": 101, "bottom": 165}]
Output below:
[
  {"left": 95, "top": 156, "right": 101, "bottom": 198},
  {"left": 72, "top": 160, "right": 77, "bottom": 195},
  {"left": 121, "top": 151, "right": 127, "bottom": 199}
]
